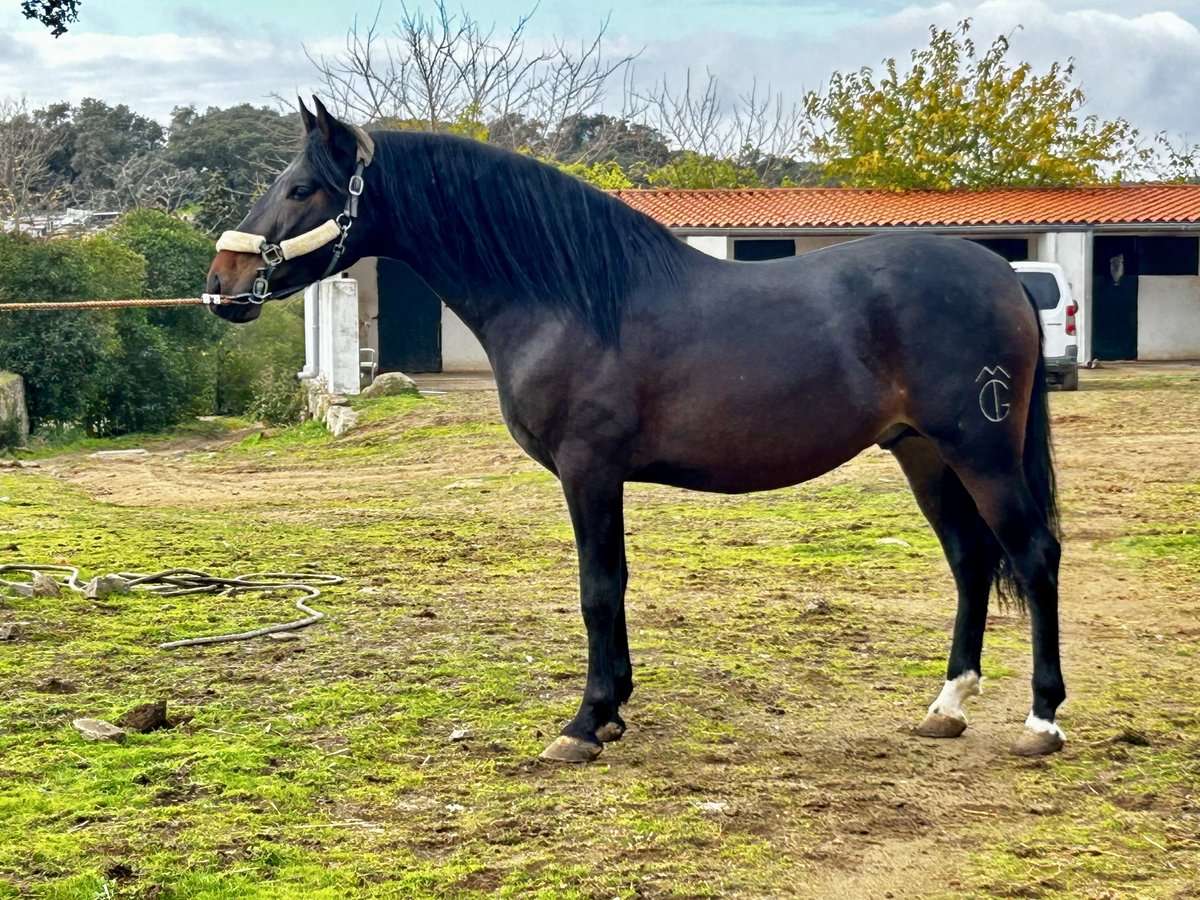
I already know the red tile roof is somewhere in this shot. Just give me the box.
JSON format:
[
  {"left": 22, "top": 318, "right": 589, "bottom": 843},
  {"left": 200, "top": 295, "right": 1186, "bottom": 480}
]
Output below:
[{"left": 611, "top": 184, "right": 1200, "bottom": 230}]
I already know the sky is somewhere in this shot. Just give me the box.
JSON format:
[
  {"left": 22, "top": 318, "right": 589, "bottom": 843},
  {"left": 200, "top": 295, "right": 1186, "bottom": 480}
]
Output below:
[{"left": 3, "top": 0, "right": 1200, "bottom": 143}]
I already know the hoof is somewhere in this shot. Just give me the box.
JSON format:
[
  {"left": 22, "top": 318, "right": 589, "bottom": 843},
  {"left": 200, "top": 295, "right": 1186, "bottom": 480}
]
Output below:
[
  {"left": 1011, "top": 728, "right": 1065, "bottom": 757},
  {"left": 915, "top": 713, "right": 967, "bottom": 739},
  {"left": 539, "top": 735, "right": 603, "bottom": 763},
  {"left": 594, "top": 720, "right": 625, "bottom": 743}
]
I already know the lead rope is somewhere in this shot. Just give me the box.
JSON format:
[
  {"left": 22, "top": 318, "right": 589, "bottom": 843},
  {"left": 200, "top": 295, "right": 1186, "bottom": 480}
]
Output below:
[{"left": 0, "top": 565, "right": 342, "bottom": 649}]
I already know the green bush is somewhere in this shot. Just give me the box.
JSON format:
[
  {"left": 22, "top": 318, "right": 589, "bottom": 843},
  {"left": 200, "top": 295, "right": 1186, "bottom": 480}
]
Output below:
[
  {"left": 0, "top": 233, "right": 134, "bottom": 428},
  {"left": 214, "top": 296, "right": 306, "bottom": 415},
  {"left": 0, "top": 231, "right": 199, "bottom": 435},
  {"left": 107, "top": 209, "right": 223, "bottom": 414},
  {"left": 248, "top": 365, "right": 306, "bottom": 425}
]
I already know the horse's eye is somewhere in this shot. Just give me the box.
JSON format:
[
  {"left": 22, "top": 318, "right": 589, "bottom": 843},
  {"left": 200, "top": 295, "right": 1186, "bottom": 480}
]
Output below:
[{"left": 288, "top": 184, "right": 316, "bottom": 201}]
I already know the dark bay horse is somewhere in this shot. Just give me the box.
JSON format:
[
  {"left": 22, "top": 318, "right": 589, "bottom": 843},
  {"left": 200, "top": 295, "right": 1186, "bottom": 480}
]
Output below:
[{"left": 207, "top": 98, "right": 1066, "bottom": 761}]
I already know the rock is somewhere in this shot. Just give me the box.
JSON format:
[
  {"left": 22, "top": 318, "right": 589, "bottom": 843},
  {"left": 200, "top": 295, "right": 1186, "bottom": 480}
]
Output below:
[
  {"left": 876, "top": 537, "right": 911, "bottom": 548},
  {"left": 89, "top": 449, "right": 149, "bottom": 459},
  {"left": 31, "top": 573, "right": 62, "bottom": 598},
  {"left": 73, "top": 718, "right": 126, "bottom": 743},
  {"left": 449, "top": 729, "right": 471, "bottom": 742},
  {"left": 117, "top": 701, "right": 170, "bottom": 733},
  {"left": 0, "top": 623, "right": 21, "bottom": 640},
  {"left": 2, "top": 583, "right": 33, "bottom": 598},
  {"left": 326, "top": 405, "right": 359, "bottom": 437},
  {"left": 84, "top": 575, "right": 130, "bottom": 600},
  {"left": 360, "top": 371, "right": 418, "bottom": 398},
  {"left": 696, "top": 801, "right": 732, "bottom": 815},
  {"left": 0, "top": 372, "right": 29, "bottom": 447},
  {"left": 268, "top": 631, "right": 301, "bottom": 642}
]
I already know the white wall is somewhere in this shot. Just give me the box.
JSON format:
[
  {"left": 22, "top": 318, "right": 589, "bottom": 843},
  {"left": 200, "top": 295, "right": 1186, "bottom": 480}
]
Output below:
[
  {"left": 1138, "top": 276, "right": 1200, "bottom": 359},
  {"left": 302, "top": 276, "right": 361, "bottom": 395},
  {"left": 1036, "top": 231, "right": 1093, "bottom": 362},
  {"left": 441, "top": 305, "right": 491, "bottom": 371},
  {"left": 685, "top": 234, "right": 731, "bottom": 259}
]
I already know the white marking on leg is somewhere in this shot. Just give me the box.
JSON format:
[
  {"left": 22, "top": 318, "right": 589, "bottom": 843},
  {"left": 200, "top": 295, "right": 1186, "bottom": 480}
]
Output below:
[
  {"left": 928, "top": 670, "right": 982, "bottom": 722},
  {"left": 1024, "top": 711, "right": 1066, "bottom": 740}
]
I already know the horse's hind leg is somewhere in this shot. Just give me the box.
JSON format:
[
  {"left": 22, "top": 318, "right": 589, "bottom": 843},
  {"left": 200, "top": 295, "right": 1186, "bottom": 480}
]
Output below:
[
  {"left": 948, "top": 465, "right": 1065, "bottom": 756},
  {"left": 892, "top": 433, "right": 999, "bottom": 738}
]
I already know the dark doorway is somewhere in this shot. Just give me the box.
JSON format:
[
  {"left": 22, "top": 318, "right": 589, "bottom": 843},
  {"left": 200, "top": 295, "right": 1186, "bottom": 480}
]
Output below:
[
  {"left": 733, "top": 239, "right": 796, "bottom": 261},
  {"left": 969, "top": 237, "right": 1030, "bottom": 262},
  {"left": 1092, "top": 236, "right": 1139, "bottom": 360},
  {"left": 377, "top": 259, "right": 442, "bottom": 373}
]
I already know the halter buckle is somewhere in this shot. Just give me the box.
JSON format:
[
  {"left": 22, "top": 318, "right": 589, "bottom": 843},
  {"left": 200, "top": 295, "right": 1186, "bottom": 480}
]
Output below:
[
  {"left": 261, "top": 243, "right": 284, "bottom": 267},
  {"left": 252, "top": 271, "right": 271, "bottom": 300},
  {"left": 348, "top": 174, "right": 364, "bottom": 197}
]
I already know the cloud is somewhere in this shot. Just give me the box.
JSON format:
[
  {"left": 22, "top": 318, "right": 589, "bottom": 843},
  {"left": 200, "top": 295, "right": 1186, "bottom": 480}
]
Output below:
[
  {"left": 2, "top": 0, "right": 1199, "bottom": 146},
  {"left": 0, "top": 28, "right": 331, "bottom": 119},
  {"left": 628, "top": 1, "right": 1200, "bottom": 139}
]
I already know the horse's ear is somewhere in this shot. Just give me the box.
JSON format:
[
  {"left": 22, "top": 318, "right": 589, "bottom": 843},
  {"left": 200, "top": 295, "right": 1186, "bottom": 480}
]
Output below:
[
  {"left": 298, "top": 96, "right": 316, "bottom": 134},
  {"left": 311, "top": 96, "right": 354, "bottom": 157}
]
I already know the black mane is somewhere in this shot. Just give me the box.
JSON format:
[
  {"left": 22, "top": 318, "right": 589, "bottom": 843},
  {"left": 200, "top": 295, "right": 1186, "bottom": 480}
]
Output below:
[{"left": 304, "top": 130, "right": 688, "bottom": 342}]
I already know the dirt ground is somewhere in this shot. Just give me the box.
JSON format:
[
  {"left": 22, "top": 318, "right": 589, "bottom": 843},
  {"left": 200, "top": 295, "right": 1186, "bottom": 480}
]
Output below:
[{"left": 2, "top": 362, "right": 1198, "bottom": 899}]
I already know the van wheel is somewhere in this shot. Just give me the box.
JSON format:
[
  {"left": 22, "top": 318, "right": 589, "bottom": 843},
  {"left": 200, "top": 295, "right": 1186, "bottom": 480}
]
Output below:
[{"left": 1061, "top": 368, "right": 1079, "bottom": 391}]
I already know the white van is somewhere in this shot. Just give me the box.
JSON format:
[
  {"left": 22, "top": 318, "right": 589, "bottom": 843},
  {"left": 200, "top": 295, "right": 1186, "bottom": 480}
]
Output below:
[{"left": 1011, "top": 261, "right": 1079, "bottom": 391}]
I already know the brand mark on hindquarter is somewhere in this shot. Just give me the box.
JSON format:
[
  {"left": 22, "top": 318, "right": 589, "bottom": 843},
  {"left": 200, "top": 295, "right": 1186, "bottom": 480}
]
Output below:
[{"left": 976, "top": 365, "right": 1011, "bottom": 423}]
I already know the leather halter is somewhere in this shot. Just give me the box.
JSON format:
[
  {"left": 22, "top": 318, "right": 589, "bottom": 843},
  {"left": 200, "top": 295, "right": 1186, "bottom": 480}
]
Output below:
[{"left": 202, "top": 127, "right": 374, "bottom": 307}]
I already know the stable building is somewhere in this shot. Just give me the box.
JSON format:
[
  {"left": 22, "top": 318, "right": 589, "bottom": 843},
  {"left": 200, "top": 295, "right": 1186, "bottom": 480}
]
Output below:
[
  {"left": 616, "top": 183, "right": 1200, "bottom": 364},
  {"left": 312, "top": 183, "right": 1200, "bottom": 386}
]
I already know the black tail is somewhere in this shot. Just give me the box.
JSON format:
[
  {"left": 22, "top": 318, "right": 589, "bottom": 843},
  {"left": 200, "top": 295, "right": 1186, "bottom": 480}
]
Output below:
[{"left": 992, "top": 290, "right": 1060, "bottom": 608}]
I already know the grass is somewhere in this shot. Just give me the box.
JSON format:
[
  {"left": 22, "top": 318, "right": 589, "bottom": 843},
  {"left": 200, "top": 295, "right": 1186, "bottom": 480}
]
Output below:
[{"left": 1, "top": 365, "right": 1198, "bottom": 898}]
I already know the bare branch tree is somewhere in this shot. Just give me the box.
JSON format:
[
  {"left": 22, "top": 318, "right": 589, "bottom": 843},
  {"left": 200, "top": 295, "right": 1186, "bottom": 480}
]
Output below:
[
  {"left": 92, "top": 153, "right": 201, "bottom": 212},
  {"left": 0, "top": 97, "right": 65, "bottom": 227},
  {"left": 636, "top": 70, "right": 806, "bottom": 182},
  {"left": 306, "top": 1, "right": 639, "bottom": 162}
]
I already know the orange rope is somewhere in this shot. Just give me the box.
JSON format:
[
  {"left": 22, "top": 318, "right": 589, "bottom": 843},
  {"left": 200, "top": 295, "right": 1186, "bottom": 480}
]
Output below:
[{"left": 0, "top": 297, "right": 210, "bottom": 311}]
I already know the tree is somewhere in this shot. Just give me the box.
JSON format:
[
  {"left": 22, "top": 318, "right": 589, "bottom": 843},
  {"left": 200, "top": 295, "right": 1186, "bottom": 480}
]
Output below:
[
  {"left": 307, "top": 2, "right": 639, "bottom": 164},
  {"left": 638, "top": 71, "right": 805, "bottom": 186},
  {"left": 62, "top": 98, "right": 165, "bottom": 201},
  {"left": 167, "top": 104, "right": 300, "bottom": 233},
  {"left": 644, "top": 151, "right": 762, "bottom": 189},
  {"left": 802, "top": 20, "right": 1148, "bottom": 189},
  {"left": 0, "top": 98, "right": 65, "bottom": 224},
  {"left": 21, "top": 0, "right": 80, "bottom": 37}
]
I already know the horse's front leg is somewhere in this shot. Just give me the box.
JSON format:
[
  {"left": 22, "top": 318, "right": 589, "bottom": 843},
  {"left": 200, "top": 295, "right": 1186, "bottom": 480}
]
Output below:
[
  {"left": 540, "top": 476, "right": 626, "bottom": 763},
  {"left": 593, "top": 546, "right": 633, "bottom": 743}
]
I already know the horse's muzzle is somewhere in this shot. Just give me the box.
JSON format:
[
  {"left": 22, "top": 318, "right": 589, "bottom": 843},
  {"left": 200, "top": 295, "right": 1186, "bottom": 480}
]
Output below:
[{"left": 206, "top": 251, "right": 265, "bottom": 323}]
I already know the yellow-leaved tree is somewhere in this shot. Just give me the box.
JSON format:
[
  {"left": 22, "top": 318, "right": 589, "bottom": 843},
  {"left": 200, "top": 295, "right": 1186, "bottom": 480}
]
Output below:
[{"left": 803, "top": 20, "right": 1150, "bottom": 189}]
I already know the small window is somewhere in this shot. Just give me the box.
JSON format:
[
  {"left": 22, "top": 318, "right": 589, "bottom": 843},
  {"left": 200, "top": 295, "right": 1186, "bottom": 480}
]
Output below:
[
  {"left": 1137, "top": 236, "right": 1198, "bottom": 276},
  {"left": 733, "top": 239, "right": 796, "bottom": 261},
  {"left": 970, "top": 238, "right": 1030, "bottom": 262},
  {"left": 1016, "top": 272, "right": 1061, "bottom": 310}
]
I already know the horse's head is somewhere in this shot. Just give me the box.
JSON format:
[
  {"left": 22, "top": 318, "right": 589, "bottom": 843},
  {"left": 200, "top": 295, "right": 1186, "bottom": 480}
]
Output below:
[{"left": 205, "top": 97, "right": 375, "bottom": 323}]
